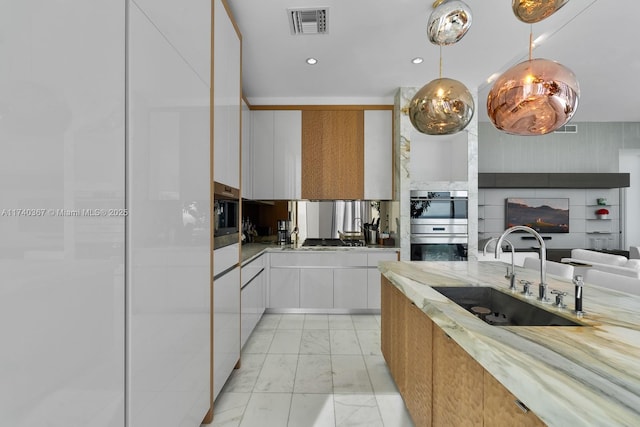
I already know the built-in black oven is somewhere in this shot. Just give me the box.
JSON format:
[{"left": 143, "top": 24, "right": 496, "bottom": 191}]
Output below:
[
  {"left": 410, "top": 190, "right": 468, "bottom": 220},
  {"left": 410, "top": 190, "right": 468, "bottom": 261},
  {"left": 214, "top": 182, "right": 239, "bottom": 248}
]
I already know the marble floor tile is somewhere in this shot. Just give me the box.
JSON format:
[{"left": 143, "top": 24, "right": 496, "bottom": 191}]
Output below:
[
  {"left": 334, "top": 394, "right": 383, "bottom": 427},
  {"left": 277, "top": 314, "right": 305, "bottom": 330},
  {"left": 374, "top": 315, "right": 381, "bottom": 326},
  {"left": 253, "top": 354, "right": 298, "bottom": 393},
  {"left": 238, "top": 393, "right": 292, "bottom": 427},
  {"left": 375, "top": 394, "right": 415, "bottom": 427},
  {"left": 211, "top": 392, "right": 251, "bottom": 427},
  {"left": 242, "top": 330, "right": 275, "bottom": 354},
  {"left": 331, "top": 355, "right": 373, "bottom": 394},
  {"left": 330, "top": 330, "right": 361, "bottom": 355},
  {"left": 288, "top": 394, "right": 335, "bottom": 427},
  {"left": 255, "top": 314, "right": 282, "bottom": 330},
  {"left": 207, "top": 313, "right": 405, "bottom": 427},
  {"left": 294, "top": 355, "right": 333, "bottom": 394},
  {"left": 221, "top": 353, "right": 266, "bottom": 393},
  {"left": 300, "top": 330, "right": 331, "bottom": 355},
  {"left": 268, "top": 329, "right": 302, "bottom": 354},
  {"left": 304, "top": 314, "right": 329, "bottom": 330},
  {"left": 356, "top": 329, "right": 381, "bottom": 356},
  {"left": 328, "top": 315, "right": 355, "bottom": 330},
  {"left": 363, "top": 355, "right": 398, "bottom": 395},
  {"left": 351, "top": 315, "right": 379, "bottom": 330}
]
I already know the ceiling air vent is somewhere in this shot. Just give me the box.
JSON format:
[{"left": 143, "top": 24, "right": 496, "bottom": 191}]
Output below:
[
  {"left": 288, "top": 8, "right": 328, "bottom": 35},
  {"left": 554, "top": 124, "right": 578, "bottom": 133}
]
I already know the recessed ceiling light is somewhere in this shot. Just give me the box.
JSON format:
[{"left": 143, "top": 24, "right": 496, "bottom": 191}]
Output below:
[
  {"left": 411, "top": 57, "right": 424, "bottom": 64},
  {"left": 306, "top": 57, "right": 318, "bottom": 65}
]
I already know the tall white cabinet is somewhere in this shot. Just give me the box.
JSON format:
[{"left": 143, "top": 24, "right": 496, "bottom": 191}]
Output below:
[
  {"left": 0, "top": 1, "right": 212, "bottom": 426},
  {"left": 128, "top": 1, "right": 211, "bottom": 426},
  {"left": 241, "top": 100, "right": 253, "bottom": 198},
  {"left": 213, "top": 0, "right": 241, "bottom": 189}
]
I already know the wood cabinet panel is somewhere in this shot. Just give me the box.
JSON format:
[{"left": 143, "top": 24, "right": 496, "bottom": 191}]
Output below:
[
  {"left": 432, "top": 327, "right": 484, "bottom": 426},
  {"left": 301, "top": 110, "right": 364, "bottom": 199},
  {"left": 405, "top": 301, "right": 433, "bottom": 427},
  {"left": 484, "top": 373, "right": 546, "bottom": 427},
  {"left": 381, "top": 277, "right": 409, "bottom": 395}
]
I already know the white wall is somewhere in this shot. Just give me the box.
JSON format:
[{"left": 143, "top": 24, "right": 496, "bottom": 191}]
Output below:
[
  {"left": 479, "top": 122, "right": 640, "bottom": 173},
  {"left": 0, "top": 1, "right": 125, "bottom": 425}
]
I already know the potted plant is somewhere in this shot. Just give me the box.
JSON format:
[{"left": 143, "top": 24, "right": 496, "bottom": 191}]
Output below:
[{"left": 595, "top": 208, "right": 609, "bottom": 219}]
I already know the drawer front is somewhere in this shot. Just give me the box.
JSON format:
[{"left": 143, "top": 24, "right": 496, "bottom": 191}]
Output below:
[
  {"left": 214, "top": 243, "right": 240, "bottom": 276},
  {"left": 367, "top": 251, "right": 399, "bottom": 266},
  {"left": 270, "top": 251, "right": 367, "bottom": 267}
]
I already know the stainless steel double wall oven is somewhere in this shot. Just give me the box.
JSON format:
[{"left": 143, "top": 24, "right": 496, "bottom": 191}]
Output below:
[{"left": 410, "top": 190, "right": 468, "bottom": 261}]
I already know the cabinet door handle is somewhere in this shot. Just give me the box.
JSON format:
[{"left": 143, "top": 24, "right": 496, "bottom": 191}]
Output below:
[{"left": 514, "top": 399, "right": 530, "bottom": 414}]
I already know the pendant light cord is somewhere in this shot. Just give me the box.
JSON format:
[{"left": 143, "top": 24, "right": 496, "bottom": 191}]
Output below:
[{"left": 439, "top": 45, "right": 443, "bottom": 78}]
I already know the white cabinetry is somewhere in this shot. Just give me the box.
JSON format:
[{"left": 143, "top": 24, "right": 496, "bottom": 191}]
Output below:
[
  {"left": 213, "top": 0, "right": 241, "bottom": 188},
  {"left": 274, "top": 111, "right": 302, "bottom": 199},
  {"left": 366, "top": 252, "right": 399, "bottom": 309},
  {"left": 364, "top": 110, "right": 393, "bottom": 200},
  {"left": 300, "top": 268, "right": 334, "bottom": 309},
  {"left": 334, "top": 269, "right": 368, "bottom": 309},
  {"left": 241, "top": 254, "right": 265, "bottom": 348},
  {"left": 269, "top": 268, "right": 300, "bottom": 308},
  {"left": 251, "top": 111, "right": 275, "bottom": 199},
  {"left": 241, "top": 99, "right": 253, "bottom": 198},
  {"left": 267, "top": 251, "right": 397, "bottom": 310},
  {"left": 213, "top": 266, "right": 240, "bottom": 400},
  {"left": 251, "top": 110, "right": 301, "bottom": 199},
  {"left": 213, "top": 241, "right": 240, "bottom": 400}
]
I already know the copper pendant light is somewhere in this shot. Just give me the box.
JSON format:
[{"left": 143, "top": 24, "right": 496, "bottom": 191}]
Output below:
[
  {"left": 512, "top": 0, "right": 570, "bottom": 24},
  {"left": 486, "top": 28, "right": 579, "bottom": 136}
]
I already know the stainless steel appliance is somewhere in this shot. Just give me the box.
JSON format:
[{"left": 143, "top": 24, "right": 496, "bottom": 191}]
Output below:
[
  {"left": 277, "top": 219, "right": 291, "bottom": 245},
  {"left": 213, "top": 182, "right": 239, "bottom": 249},
  {"left": 410, "top": 190, "right": 468, "bottom": 261}
]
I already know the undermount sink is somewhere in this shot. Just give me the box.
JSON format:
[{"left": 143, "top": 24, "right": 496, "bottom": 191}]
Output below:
[{"left": 432, "top": 286, "right": 583, "bottom": 327}]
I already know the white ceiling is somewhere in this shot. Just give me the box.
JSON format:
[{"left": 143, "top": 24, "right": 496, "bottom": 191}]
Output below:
[{"left": 227, "top": 0, "right": 640, "bottom": 122}]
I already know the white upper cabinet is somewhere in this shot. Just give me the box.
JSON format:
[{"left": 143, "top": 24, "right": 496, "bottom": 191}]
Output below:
[
  {"left": 274, "top": 111, "right": 302, "bottom": 199},
  {"left": 251, "top": 110, "right": 301, "bottom": 199},
  {"left": 241, "top": 99, "right": 253, "bottom": 199},
  {"left": 213, "top": 0, "right": 241, "bottom": 189},
  {"left": 364, "top": 110, "right": 393, "bottom": 200},
  {"left": 251, "top": 111, "right": 275, "bottom": 199}
]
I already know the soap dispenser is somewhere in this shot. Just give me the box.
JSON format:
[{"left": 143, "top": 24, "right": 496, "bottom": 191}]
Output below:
[{"left": 573, "top": 274, "right": 584, "bottom": 317}]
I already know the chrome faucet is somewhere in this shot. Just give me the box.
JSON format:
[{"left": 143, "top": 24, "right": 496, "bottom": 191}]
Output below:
[
  {"left": 495, "top": 226, "right": 549, "bottom": 303},
  {"left": 483, "top": 237, "right": 517, "bottom": 291}
]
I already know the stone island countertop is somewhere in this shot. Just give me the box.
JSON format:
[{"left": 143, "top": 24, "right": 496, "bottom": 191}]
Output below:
[{"left": 379, "top": 260, "right": 640, "bottom": 427}]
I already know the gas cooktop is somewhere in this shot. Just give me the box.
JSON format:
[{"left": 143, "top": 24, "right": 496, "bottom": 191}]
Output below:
[{"left": 302, "top": 238, "right": 366, "bottom": 247}]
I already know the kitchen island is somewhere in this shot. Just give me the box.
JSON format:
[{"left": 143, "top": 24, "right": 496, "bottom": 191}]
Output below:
[{"left": 379, "top": 260, "right": 640, "bottom": 426}]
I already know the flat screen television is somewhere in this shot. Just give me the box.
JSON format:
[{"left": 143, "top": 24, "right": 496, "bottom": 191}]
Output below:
[{"left": 505, "top": 198, "right": 569, "bottom": 233}]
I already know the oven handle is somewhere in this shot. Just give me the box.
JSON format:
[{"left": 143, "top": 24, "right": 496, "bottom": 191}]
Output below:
[{"left": 411, "top": 235, "right": 468, "bottom": 244}]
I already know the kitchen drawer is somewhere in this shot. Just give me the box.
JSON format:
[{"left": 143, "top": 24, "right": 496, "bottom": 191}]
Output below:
[
  {"left": 367, "top": 251, "right": 399, "bottom": 266},
  {"left": 214, "top": 243, "right": 240, "bottom": 276},
  {"left": 270, "top": 251, "right": 367, "bottom": 267},
  {"left": 241, "top": 254, "right": 265, "bottom": 288}
]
